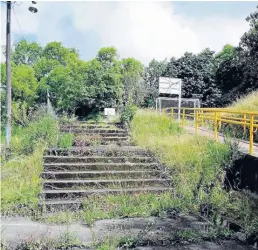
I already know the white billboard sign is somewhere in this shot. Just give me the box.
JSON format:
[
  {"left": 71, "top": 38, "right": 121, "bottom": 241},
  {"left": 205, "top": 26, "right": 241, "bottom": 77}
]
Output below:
[
  {"left": 159, "top": 77, "right": 182, "bottom": 95},
  {"left": 104, "top": 108, "right": 116, "bottom": 116}
]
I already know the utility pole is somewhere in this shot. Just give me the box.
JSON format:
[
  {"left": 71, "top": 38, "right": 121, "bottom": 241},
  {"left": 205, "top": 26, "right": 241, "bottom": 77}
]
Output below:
[
  {"left": 4, "top": 1, "right": 38, "bottom": 148},
  {"left": 5, "top": 1, "right": 11, "bottom": 148}
]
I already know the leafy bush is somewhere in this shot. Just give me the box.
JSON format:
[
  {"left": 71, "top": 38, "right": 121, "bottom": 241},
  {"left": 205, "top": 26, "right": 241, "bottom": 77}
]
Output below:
[
  {"left": 120, "top": 104, "right": 138, "bottom": 123},
  {"left": 10, "top": 108, "right": 59, "bottom": 155},
  {"left": 58, "top": 133, "right": 74, "bottom": 149}
]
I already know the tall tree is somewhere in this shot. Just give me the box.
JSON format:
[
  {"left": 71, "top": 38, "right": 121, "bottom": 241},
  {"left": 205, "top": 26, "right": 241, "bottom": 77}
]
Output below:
[
  {"left": 12, "top": 39, "right": 42, "bottom": 66},
  {"left": 143, "top": 59, "right": 168, "bottom": 107},
  {"left": 121, "top": 58, "right": 145, "bottom": 106}
]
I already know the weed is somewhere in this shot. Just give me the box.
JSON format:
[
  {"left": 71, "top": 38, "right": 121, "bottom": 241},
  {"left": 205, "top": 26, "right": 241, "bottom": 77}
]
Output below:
[
  {"left": 40, "top": 193, "right": 174, "bottom": 225},
  {"left": 174, "top": 229, "right": 200, "bottom": 242},
  {"left": 58, "top": 133, "right": 74, "bottom": 149},
  {"left": 1, "top": 145, "right": 44, "bottom": 214},
  {"left": 95, "top": 237, "right": 119, "bottom": 250},
  {"left": 118, "top": 236, "right": 138, "bottom": 248},
  {"left": 120, "top": 104, "right": 138, "bottom": 123}
]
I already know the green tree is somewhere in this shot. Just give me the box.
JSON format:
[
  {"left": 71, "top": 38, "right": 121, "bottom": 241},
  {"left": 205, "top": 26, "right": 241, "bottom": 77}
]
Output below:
[
  {"left": 143, "top": 59, "right": 168, "bottom": 107},
  {"left": 12, "top": 39, "right": 42, "bottom": 66},
  {"left": 12, "top": 64, "right": 37, "bottom": 105},
  {"left": 121, "top": 58, "right": 145, "bottom": 106}
]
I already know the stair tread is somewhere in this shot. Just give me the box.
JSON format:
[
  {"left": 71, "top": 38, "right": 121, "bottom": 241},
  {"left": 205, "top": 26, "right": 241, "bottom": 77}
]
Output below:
[
  {"left": 42, "top": 186, "right": 172, "bottom": 195},
  {"left": 42, "top": 170, "right": 159, "bottom": 174},
  {"left": 43, "top": 178, "right": 170, "bottom": 184},
  {"left": 44, "top": 162, "right": 158, "bottom": 166},
  {"left": 44, "top": 156, "right": 152, "bottom": 160}
]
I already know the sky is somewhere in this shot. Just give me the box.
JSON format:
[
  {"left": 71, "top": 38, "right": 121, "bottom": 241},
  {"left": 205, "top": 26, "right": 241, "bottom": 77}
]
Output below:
[{"left": 0, "top": 1, "right": 257, "bottom": 64}]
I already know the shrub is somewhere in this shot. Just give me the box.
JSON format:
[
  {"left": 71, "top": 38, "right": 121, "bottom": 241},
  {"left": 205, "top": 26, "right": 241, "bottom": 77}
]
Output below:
[
  {"left": 120, "top": 104, "right": 138, "bottom": 123},
  {"left": 10, "top": 115, "right": 59, "bottom": 155}
]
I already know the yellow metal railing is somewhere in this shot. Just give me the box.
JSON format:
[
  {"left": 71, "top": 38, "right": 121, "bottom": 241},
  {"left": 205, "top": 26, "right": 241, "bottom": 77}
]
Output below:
[{"left": 162, "top": 107, "right": 258, "bottom": 155}]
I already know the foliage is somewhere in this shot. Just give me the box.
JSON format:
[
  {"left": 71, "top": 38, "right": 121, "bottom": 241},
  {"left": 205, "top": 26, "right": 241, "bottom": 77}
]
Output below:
[
  {"left": 120, "top": 104, "right": 138, "bottom": 123},
  {"left": 12, "top": 64, "right": 37, "bottom": 105},
  {"left": 10, "top": 108, "right": 59, "bottom": 155},
  {"left": 12, "top": 39, "right": 43, "bottom": 66},
  {"left": 143, "top": 59, "right": 168, "bottom": 107},
  {"left": 121, "top": 58, "right": 145, "bottom": 106}
]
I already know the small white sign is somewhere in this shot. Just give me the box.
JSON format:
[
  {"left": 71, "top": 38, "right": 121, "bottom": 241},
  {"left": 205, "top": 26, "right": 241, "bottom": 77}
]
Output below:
[
  {"left": 159, "top": 77, "right": 182, "bottom": 95},
  {"left": 104, "top": 108, "right": 116, "bottom": 116}
]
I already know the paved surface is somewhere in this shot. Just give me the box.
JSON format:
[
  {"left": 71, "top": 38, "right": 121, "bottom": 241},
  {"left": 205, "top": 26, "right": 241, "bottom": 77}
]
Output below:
[
  {"left": 185, "top": 125, "right": 258, "bottom": 157},
  {"left": 1, "top": 216, "right": 254, "bottom": 249},
  {"left": 1, "top": 216, "right": 93, "bottom": 248}
]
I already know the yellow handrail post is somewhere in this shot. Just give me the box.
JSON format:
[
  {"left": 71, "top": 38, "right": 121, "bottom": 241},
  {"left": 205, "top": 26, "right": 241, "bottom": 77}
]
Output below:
[
  {"left": 250, "top": 114, "right": 254, "bottom": 155},
  {"left": 243, "top": 113, "right": 247, "bottom": 134},
  {"left": 171, "top": 108, "right": 174, "bottom": 120},
  {"left": 182, "top": 108, "right": 185, "bottom": 127},
  {"left": 195, "top": 110, "right": 199, "bottom": 134},
  {"left": 201, "top": 110, "right": 204, "bottom": 127},
  {"left": 218, "top": 112, "right": 221, "bottom": 131},
  {"left": 214, "top": 111, "right": 218, "bottom": 141}
]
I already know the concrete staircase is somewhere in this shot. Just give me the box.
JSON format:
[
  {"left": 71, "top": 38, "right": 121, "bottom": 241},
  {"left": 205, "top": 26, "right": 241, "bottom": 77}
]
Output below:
[{"left": 40, "top": 122, "right": 171, "bottom": 210}]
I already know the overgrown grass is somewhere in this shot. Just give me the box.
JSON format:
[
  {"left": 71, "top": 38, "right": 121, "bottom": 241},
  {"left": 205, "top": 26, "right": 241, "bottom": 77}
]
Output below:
[
  {"left": 58, "top": 133, "right": 74, "bottom": 149},
  {"left": 1, "top": 107, "right": 62, "bottom": 214},
  {"left": 130, "top": 110, "right": 258, "bottom": 235},
  {"left": 1, "top": 145, "right": 44, "bottom": 214},
  {"left": 9, "top": 114, "right": 59, "bottom": 155}
]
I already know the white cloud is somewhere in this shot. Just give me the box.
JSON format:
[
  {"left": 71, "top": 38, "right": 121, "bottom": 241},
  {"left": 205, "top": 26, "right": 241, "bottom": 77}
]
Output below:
[{"left": 0, "top": 1, "right": 250, "bottom": 64}]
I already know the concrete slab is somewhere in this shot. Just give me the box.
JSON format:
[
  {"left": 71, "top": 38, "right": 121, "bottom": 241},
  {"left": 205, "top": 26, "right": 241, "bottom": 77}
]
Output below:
[{"left": 1, "top": 216, "right": 93, "bottom": 248}]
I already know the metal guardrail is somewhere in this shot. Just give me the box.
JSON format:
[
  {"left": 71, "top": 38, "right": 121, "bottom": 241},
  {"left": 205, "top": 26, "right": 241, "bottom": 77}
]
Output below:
[{"left": 163, "top": 107, "right": 258, "bottom": 155}]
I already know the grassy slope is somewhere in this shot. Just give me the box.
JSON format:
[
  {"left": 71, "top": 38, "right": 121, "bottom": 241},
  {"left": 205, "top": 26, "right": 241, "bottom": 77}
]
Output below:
[{"left": 130, "top": 110, "right": 257, "bottom": 235}]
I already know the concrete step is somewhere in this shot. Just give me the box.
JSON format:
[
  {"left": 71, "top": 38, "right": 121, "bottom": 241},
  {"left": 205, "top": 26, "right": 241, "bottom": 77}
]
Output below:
[
  {"left": 61, "top": 124, "right": 124, "bottom": 130},
  {"left": 43, "top": 162, "right": 159, "bottom": 171},
  {"left": 45, "top": 146, "right": 152, "bottom": 157},
  {"left": 40, "top": 187, "right": 172, "bottom": 210},
  {"left": 41, "top": 170, "right": 163, "bottom": 180},
  {"left": 61, "top": 129, "right": 128, "bottom": 135},
  {"left": 42, "top": 186, "right": 172, "bottom": 199},
  {"left": 43, "top": 178, "right": 170, "bottom": 190},
  {"left": 74, "top": 136, "right": 129, "bottom": 142},
  {"left": 73, "top": 132, "right": 129, "bottom": 137},
  {"left": 43, "top": 156, "right": 155, "bottom": 164}
]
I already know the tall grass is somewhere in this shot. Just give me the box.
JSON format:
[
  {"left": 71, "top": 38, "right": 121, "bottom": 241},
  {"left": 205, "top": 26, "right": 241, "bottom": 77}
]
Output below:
[
  {"left": 1, "top": 107, "right": 60, "bottom": 214},
  {"left": 130, "top": 110, "right": 257, "bottom": 234},
  {"left": 1, "top": 146, "right": 44, "bottom": 214},
  {"left": 229, "top": 91, "right": 258, "bottom": 112}
]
